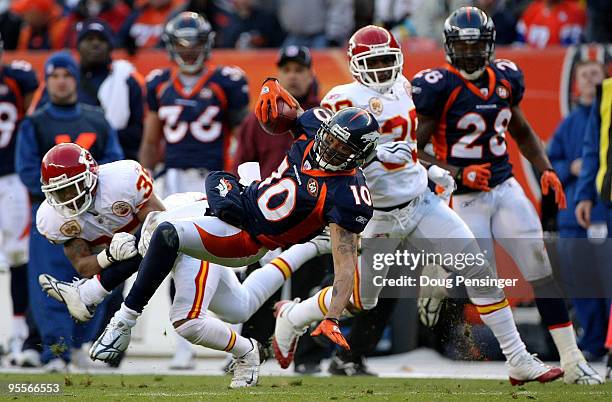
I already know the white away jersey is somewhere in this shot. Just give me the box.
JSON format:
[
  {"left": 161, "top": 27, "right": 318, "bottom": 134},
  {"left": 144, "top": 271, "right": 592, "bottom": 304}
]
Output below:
[
  {"left": 321, "top": 76, "right": 428, "bottom": 208},
  {"left": 36, "top": 160, "right": 153, "bottom": 250}
]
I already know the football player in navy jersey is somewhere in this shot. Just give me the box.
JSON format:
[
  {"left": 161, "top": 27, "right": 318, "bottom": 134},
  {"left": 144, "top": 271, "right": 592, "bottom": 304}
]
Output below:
[
  {"left": 91, "top": 79, "right": 379, "bottom": 383},
  {"left": 138, "top": 11, "right": 249, "bottom": 196},
  {"left": 0, "top": 35, "right": 40, "bottom": 366},
  {"left": 413, "top": 7, "right": 602, "bottom": 384}
]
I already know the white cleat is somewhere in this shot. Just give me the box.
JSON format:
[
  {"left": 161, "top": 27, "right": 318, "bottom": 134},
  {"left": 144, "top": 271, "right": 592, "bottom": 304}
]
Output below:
[
  {"left": 230, "top": 339, "right": 264, "bottom": 389},
  {"left": 272, "top": 299, "right": 307, "bottom": 369},
  {"left": 308, "top": 229, "right": 332, "bottom": 255},
  {"left": 169, "top": 340, "right": 196, "bottom": 370},
  {"left": 417, "top": 264, "right": 449, "bottom": 327},
  {"left": 563, "top": 359, "right": 604, "bottom": 384},
  {"left": 89, "top": 317, "right": 132, "bottom": 365},
  {"left": 507, "top": 353, "right": 564, "bottom": 386},
  {"left": 38, "top": 274, "right": 96, "bottom": 323}
]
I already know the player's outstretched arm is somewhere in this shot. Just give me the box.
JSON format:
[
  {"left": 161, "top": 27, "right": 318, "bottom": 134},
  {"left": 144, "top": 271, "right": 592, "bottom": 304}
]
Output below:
[
  {"left": 508, "top": 106, "right": 566, "bottom": 208},
  {"left": 255, "top": 78, "right": 301, "bottom": 123},
  {"left": 311, "top": 223, "right": 357, "bottom": 350}
]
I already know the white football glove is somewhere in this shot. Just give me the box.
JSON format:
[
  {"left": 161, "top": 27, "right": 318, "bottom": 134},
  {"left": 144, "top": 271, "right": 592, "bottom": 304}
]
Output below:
[
  {"left": 376, "top": 141, "right": 415, "bottom": 165},
  {"left": 427, "top": 165, "right": 456, "bottom": 201},
  {"left": 138, "top": 210, "right": 162, "bottom": 256},
  {"left": 109, "top": 232, "right": 138, "bottom": 261}
]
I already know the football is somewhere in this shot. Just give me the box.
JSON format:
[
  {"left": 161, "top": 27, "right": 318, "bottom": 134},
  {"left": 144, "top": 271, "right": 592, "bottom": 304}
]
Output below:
[{"left": 259, "top": 98, "right": 298, "bottom": 135}]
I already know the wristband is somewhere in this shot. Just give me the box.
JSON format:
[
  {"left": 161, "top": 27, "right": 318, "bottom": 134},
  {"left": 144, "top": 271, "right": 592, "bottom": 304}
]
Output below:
[{"left": 96, "top": 249, "right": 113, "bottom": 269}]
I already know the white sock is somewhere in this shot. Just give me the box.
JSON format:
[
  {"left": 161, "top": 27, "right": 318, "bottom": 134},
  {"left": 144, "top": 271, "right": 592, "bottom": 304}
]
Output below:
[
  {"left": 79, "top": 277, "right": 110, "bottom": 306},
  {"left": 286, "top": 286, "right": 334, "bottom": 327},
  {"left": 549, "top": 324, "right": 582, "bottom": 365},
  {"left": 116, "top": 303, "right": 140, "bottom": 327},
  {"left": 175, "top": 316, "right": 253, "bottom": 357},
  {"left": 241, "top": 242, "right": 319, "bottom": 312},
  {"left": 11, "top": 316, "right": 28, "bottom": 339},
  {"left": 477, "top": 302, "right": 526, "bottom": 364}
]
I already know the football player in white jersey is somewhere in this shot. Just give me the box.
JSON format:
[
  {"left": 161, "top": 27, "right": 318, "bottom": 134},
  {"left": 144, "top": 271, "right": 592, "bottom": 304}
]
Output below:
[
  {"left": 272, "top": 25, "right": 563, "bottom": 385},
  {"left": 36, "top": 143, "right": 165, "bottom": 323}
]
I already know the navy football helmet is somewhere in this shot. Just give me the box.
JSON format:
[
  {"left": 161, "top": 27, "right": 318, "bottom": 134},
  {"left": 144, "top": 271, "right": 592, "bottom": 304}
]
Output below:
[
  {"left": 443, "top": 7, "right": 495, "bottom": 80},
  {"left": 163, "top": 12, "right": 215, "bottom": 74},
  {"left": 314, "top": 107, "right": 380, "bottom": 171}
]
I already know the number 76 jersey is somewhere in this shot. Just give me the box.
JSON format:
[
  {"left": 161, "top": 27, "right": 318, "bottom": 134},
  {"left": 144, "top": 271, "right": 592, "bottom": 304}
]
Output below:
[{"left": 321, "top": 75, "right": 428, "bottom": 208}]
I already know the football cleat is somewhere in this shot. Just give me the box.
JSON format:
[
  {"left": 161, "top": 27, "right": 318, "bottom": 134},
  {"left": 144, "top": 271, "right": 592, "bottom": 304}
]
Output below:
[
  {"left": 417, "top": 264, "right": 450, "bottom": 327},
  {"left": 507, "top": 353, "right": 564, "bottom": 386},
  {"left": 89, "top": 317, "right": 132, "bottom": 365},
  {"left": 39, "top": 274, "right": 96, "bottom": 323},
  {"left": 562, "top": 359, "right": 604, "bottom": 385},
  {"left": 308, "top": 228, "right": 332, "bottom": 255},
  {"left": 272, "top": 299, "right": 307, "bottom": 369},
  {"left": 328, "top": 353, "right": 376, "bottom": 376},
  {"left": 230, "top": 339, "right": 265, "bottom": 389}
]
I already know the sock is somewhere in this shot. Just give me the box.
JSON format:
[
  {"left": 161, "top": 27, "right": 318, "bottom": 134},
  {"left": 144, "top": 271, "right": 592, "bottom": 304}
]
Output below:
[
  {"left": 116, "top": 303, "right": 140, "bottom": 328},
  {"left": 176, "top": 317, "right": 253, "bottom": 357},
  {"left": 535, "top": 298, "right": 570, "bottom": 328},
  {"left": 476, "top": 300, "right": 526, "bottom": 364},
  {"left": 286, "top": 286, "right": 333, "bottom": 327},
  {"left": 10, "top": 265, "right": 28, "bottom": 315},
  {"left": 98, "top": 256, "right": 141, "bottom": 292},
  {"left": 124, "top": 222, "right": 179, "bottom": 313},
  {"left": 80, "top": 276, "right": 110, "bottom": 306},
  {"left": 549, "top": 323, "right": 582, "bottom": 365},
  {"left": 11, "top": 315, "right": 27, "bottom": 339},
  {"left": 241, "top": 242, "right": 319, "bottom": 312}
]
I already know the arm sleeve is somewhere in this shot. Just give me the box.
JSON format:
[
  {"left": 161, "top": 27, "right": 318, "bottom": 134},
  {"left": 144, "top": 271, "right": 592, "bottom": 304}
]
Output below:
[
  {"left": 575, "top": 99, "right": 601, "bottom": 203},
  {"left": 410, "top": 71, "right": 446, "bottom": 118},
  {"left": 547, "top": 121, "right": 572, "bottom": 185},
  {"left": 15, "top": 118, "right": 43, "bottom": 196},
  {"left": 100, "top": 125, "right": 125, "bottom": 164}
]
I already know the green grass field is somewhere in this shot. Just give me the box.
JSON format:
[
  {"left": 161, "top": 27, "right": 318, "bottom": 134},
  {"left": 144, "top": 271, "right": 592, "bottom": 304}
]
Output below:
[{"left": 0, "top": 373, "right": 611, "bottom": 401}]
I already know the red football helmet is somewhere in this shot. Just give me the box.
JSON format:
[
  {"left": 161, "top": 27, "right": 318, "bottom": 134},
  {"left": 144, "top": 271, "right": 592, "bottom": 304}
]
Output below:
[
  {"left": 347, "top": 25, "right": 403, "bottom": 92},
  {"left": 41, "top": 143, "right": 99, "bottom": 218}
]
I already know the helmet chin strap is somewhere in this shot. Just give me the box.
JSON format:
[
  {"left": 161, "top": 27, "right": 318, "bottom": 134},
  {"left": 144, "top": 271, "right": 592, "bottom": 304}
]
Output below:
[{"left": 459, "top": 67, "right": 485, "bottom": 81}]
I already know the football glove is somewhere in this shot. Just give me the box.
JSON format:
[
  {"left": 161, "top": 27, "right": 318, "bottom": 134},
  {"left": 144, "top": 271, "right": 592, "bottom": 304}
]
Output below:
[
  {"left": 255, "top": 78, "right": 298, "bottom": 123},
  {"left": 428, "top": 165, "right": 456, "bottom": 200},
  {"left": 138, "top": 210, "right": 161, "bottom": 256},
  {"left": 540, "top": 169, "right": 566, "bottom": 209},
  {"left": 98, "top": 232, "right": 137, "bottom": 268},
  {"left": 311, "top": 318, "right": 350, "bottom": 350},
  {"left": 375, "top": 141, "right": 416, "bottom": 165},
  {"left": 455, "top": 163, "right": 491, "bottom": 191}
]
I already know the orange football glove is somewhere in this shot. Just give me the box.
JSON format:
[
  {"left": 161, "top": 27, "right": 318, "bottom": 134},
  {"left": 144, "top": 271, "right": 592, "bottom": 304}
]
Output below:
[
  {"left": 311, "top": 318, "right": 350, "bottom": 350},
  {"left": 456, "top": 163, "right": 492, "bottom": 191},
  {"left": 541, "top": 169, "right": 567, "bottom": 209},
  {"left": 255, "top": 78, "right": 298, "bottom": 123}
]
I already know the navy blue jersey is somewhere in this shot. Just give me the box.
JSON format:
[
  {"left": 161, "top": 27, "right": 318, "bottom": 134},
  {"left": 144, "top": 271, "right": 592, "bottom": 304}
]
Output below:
[
  {"left": 411, "top": 59, "right": 525, "bottom": 193},
  {"left": 0, "top": 61, "right": 39, "bottom": 176},
  {"left": 240, "top": 108, "right": 373, "bottom": 249},
  {"left": 146, "top": 65, "right": 249, "bottom": 170}
]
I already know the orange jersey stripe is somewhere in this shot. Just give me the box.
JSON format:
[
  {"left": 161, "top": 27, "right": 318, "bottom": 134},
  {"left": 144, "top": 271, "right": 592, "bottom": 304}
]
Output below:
[
  {"left": 187, "top": 261, "right": 209, "bottom": 319},
  {"left": 224, "top": 330, "right": 237, "bottom": 352}
]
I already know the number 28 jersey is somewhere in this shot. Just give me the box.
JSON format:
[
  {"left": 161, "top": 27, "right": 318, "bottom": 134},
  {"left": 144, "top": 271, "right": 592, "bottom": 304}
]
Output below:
[
  {"left": 240, "top": 108, "right": 373, "bottom": 249},
  {"left": 411, "top": 60, "right": 525, "bottom": 193},
  {"left": 321, "top": 76, "right": 428, "bottom": 208}
]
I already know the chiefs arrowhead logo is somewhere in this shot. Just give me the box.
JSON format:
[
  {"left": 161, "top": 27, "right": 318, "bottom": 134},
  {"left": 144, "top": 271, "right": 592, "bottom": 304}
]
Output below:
[
  {"left": 60, "top": 220, "right": 81, "bottom": 237},
  {"left": 111, "top": 201, "right": 131, "bottom": 217}
]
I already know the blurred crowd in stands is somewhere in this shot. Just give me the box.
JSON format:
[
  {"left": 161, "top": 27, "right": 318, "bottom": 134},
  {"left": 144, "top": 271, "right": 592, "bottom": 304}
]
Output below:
[{"left": 0, "top": 0, "right": 610, "bottom": 53}]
